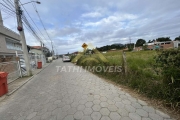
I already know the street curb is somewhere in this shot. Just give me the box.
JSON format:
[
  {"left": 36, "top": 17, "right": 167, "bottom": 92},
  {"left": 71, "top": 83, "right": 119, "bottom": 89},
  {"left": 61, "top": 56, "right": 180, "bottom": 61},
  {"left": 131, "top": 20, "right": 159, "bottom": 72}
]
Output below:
[
  {"left": 35, "top": 63, "right": 51, "bottom": 75},
  {"left": 7, "top": 76, "right": 34, "bottom": 96},
  {"left": 6, "top": 63, "right": 51, "bottom": 96}
]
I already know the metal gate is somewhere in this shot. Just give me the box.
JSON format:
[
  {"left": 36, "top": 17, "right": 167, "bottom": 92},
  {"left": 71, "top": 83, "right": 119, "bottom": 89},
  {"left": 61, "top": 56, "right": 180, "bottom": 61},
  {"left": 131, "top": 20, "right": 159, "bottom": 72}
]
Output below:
[{"left": 0, "top": 61, "right": 21, "bottom": 84}]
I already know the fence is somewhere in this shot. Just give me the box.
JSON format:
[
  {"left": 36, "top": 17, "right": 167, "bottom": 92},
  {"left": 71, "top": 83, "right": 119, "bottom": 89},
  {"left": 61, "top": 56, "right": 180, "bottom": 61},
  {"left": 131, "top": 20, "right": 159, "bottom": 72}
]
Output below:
[
  {"left": 0, "top": 61, "right": 20, "bottom": 84},
  {"left": 0, "top": 54, "right": 46, "bottom": 83},
  {"left": 29, "top": 54, "right": 46, "bottom": 68},
  {"left": 18, "top": 54, "right": 46, "bottom": 69}
]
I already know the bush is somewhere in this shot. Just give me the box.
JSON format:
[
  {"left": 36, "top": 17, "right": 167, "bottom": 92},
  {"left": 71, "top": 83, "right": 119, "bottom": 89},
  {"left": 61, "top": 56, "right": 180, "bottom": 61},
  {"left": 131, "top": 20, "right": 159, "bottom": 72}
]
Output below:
[{"left": 154, "top": 49, "right": 180, "bottom": 104}]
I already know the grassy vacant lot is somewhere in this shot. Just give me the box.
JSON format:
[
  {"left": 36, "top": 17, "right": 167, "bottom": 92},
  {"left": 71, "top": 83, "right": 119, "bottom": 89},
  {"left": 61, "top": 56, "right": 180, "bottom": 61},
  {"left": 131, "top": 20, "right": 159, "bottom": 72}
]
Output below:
[{"left": 72, "top": 49, "right": 180, "bottom": 109}]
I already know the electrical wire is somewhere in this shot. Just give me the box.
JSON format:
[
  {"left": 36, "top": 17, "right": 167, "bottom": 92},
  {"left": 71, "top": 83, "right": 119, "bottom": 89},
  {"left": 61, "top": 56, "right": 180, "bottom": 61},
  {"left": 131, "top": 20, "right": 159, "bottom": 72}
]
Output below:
[
  {"left": 19, "top": 1, "right": 48, "bottom": 43},
  {"left": 22, "top": 14, "right": 42, "bottom": 42},
  {"left": 7, "top": 0, "right": 15, "bottom": 8},
  {"left": 1, "top": 0, "right": 50, "bottom": 49},
  {"left": 2, "top": 0, "right": 14, "bottom": 10},
  {"left": 0, "top": 3, "right": 15, "bottom": 19},
  {"left": 0, "top": 7, "right": 15, "bottom": 17},
  {"left": 18, "top": 1, "right": 52, "bottom": 49},
  {"left": 31, "top": 1, "right": 54, "bottom": 53},
  {"left": 0, "top": 2, "right": 16, "bottom": 13}
]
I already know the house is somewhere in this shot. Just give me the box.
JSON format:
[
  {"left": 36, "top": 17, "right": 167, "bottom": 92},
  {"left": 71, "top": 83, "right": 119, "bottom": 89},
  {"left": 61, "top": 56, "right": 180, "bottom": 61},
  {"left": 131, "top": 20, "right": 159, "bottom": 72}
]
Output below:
[
  {"left": 134, "top": 47, "right": 143, "bottom": 51},
  {"left": 110, "top": 49, "right": 117, "bottom": 51},
  {"left": 0, "top": 11, "right": 23, "bottom": 62},
  {"left": 144, "top": 41, "right": 180, "bottom": 50},
  {"left": 71, "top": 51, "right": 78, "bottom": 56},
  {"left": 29, "top": 46, "right": 50, "bottom": 56},
  {"left": 29, "top": 46, "right": 43, "bottom": 55},
  {"left": 28, "top": 46, "right": 49, "bottom": 66}
]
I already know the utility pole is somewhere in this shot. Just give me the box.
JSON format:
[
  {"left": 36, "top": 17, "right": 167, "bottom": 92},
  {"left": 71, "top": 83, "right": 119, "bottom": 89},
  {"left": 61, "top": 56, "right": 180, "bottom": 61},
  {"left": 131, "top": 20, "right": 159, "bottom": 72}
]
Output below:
[
  {"left": 14, "top": 0, "right": 32, "bottom": 76},
  {"left": 129, "top": 37, "right": 131, "bottom": 50},
  {"left": 51, "top": 40, "right": 54, "bottom": 57},
  {"left": 129, "top": 37, "right": 131, "bottom": 44},
  {"left": 41, "top": 41, "right": 44, "bottom": 61},
  {"left": 41, "top": 42, "right": 44, "bottom": 55}
]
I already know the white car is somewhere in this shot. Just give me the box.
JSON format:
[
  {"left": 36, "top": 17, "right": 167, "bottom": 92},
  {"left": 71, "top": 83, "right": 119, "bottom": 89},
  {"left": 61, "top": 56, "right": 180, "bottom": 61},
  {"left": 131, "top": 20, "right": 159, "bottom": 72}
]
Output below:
[{"left": 62, "top": 56, "right": 71, "bottom": 62}]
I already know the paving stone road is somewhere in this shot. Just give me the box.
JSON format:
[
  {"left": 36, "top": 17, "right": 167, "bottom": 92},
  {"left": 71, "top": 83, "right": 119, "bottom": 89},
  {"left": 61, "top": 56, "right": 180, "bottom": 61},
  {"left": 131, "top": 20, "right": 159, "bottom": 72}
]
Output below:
[{"left": 0, "top": 59, "right": 174, "bottom": 120}]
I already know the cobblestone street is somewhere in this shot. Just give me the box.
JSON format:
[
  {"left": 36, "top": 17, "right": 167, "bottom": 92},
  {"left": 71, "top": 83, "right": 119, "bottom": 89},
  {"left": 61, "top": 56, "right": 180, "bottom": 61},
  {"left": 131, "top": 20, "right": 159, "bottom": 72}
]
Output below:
[{"left": 0, "top": 59, "right": 173, "bottom": 120}]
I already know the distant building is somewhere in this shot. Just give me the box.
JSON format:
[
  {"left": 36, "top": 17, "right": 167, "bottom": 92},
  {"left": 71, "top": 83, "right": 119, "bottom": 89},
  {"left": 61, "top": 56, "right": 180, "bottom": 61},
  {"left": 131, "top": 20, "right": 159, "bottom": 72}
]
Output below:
[
  {"left": 71, "top": 51, "right": 78, "bottom": 56},
  {"left": 144, "top": 41, "right": 180, "bottom": 50},
  {"left": 111, "top": 49, "right": 116, "bottom": 51},
  {"left": 134, "top": 47, "right": 143, "bottom": 51},
  {"left": 30, "top": 46, "right": 50, "bottom": 56}
]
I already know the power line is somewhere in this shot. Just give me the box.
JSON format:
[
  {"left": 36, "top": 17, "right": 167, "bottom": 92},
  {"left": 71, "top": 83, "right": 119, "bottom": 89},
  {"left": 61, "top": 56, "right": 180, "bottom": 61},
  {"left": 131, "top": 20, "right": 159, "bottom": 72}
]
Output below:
[
  {"left": 22, "top": 14, "right": 42, "bottom": 42},
  {"left": 0, "top": 2, "right": 16, "bottom": 13},
  {"left": 2, "top": 0, "right": 14, "bottom": 10},
  {"left": 1, "top": 1, "right": 43, "bottom": 44},
  {"left": 31, "top": 2, "right": 54, "bottom": 54},
  {"left": 16, "top": 1, "right": 47, "bottom": 46},
  {"left": 7, "top": 0, "right": 15, "bottom": 8},
  {"left": 19, "top": 1, "right": 48, "bottom": 43},
  {"left": 3, "top": 15, "right": 12, "bottom": 20},
  {"left": 0, "top": 7, "right": 15, "bottom": 17},
  {"left": 1, "top": 1, "right": 51, "bottom": 50},
  {"left": 0, "top": 3, "right": 16, "bottom": 20}
]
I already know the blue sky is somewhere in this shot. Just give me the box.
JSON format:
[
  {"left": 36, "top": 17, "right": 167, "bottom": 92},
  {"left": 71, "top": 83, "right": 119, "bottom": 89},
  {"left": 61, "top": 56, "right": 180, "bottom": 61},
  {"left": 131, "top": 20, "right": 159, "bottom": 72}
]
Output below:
[{"left": 1, "top": 0, "right": 180, "bottom": 54}]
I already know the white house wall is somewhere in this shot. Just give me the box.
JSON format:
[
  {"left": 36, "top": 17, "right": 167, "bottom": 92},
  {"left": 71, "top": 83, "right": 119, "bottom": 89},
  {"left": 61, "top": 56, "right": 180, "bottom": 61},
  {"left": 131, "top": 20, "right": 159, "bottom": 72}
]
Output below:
[{"left": 0, "top": 34, "right": 23, "bottom": 55}]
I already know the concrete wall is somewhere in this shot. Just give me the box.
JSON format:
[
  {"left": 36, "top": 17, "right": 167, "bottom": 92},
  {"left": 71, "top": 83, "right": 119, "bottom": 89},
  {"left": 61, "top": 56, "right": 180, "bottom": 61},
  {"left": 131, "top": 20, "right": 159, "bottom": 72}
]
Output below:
[
  {"left": 0, "top": 34, "right": 23, "bottom": 55},
  {"left": 147, "top": 45, "right": 154, "bottom": 50},
  {"left": 173, "top": 41, "right": 180, "bottom": 48},
  {"left": 0, "top": 25, "right": 20, "bottom": 40},
  {"left": 30, "top": 49, "right": 43, "bottom": 55},
  {"left": 147, "top": 41, "right": 180, "bottom": 50},
  {"left": 0, "top": 26, "right": 23, "bottom": 55},
  {"left": 159, "top": 42, "right": 174, "bottom": 49}
]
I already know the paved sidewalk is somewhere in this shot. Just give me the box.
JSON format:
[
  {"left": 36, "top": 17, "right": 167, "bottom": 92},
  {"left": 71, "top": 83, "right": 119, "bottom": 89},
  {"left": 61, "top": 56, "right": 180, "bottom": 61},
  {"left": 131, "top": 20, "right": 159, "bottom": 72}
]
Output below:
[
  {"left": 0, "top": 63, "right": 50, "bottom": 100},
  {"left": 0, "top": 59, "right": 174, "bottom": 120}
]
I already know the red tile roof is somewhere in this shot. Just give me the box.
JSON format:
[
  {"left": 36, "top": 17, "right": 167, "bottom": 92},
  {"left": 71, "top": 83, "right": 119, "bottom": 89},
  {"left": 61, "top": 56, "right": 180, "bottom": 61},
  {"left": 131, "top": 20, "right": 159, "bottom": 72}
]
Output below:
[{"left": 31, "top": 46, "right": 41, "bottom": 49}]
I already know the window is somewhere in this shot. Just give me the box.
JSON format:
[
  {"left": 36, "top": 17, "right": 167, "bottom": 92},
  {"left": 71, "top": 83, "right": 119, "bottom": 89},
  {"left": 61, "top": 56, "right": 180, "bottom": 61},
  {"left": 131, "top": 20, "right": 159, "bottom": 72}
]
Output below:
[{"left": 5, "top": 38, "right": 22, "bottom": 51}]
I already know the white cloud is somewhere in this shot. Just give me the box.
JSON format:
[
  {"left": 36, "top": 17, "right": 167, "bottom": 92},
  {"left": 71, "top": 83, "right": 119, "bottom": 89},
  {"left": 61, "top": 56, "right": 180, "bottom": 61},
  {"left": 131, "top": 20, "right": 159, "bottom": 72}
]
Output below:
[
  {"left": 81, "top": 12, "right": 102, "bottom": 18},
  {"left": 1, "top": 0, "right": 180, "bottom": 54},
  {"left": 84, "top": 13, "right": 137, "bottom": 27}
]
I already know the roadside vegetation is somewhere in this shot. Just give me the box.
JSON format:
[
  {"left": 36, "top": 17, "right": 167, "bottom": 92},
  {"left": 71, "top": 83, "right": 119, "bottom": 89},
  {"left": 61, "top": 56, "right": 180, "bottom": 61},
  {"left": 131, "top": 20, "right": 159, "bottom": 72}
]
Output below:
[{"left": 71, "top": 49, "right": 180, "bottom": 110}]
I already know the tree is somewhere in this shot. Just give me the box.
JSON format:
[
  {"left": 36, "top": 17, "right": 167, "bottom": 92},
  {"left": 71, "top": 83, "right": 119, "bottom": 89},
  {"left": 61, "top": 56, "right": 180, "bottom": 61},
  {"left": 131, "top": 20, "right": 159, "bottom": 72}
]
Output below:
[
  {"left": 147, "top": 39, "right": 155, "bottom": 43},
  {"left": 175, "top": 36, "right": 180, "bottom": 41},
  {"left": 45, "top": 51, "right": 51, "bottom": 57},
  {"left": 148, "top": 40, "right": 152, "bottom": 43},
  {"left": 135, "top": 39, "right": 146, "bottom": 47},
  {"left": 156, "top": 37, "right": 171, "bottom": 42}
]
